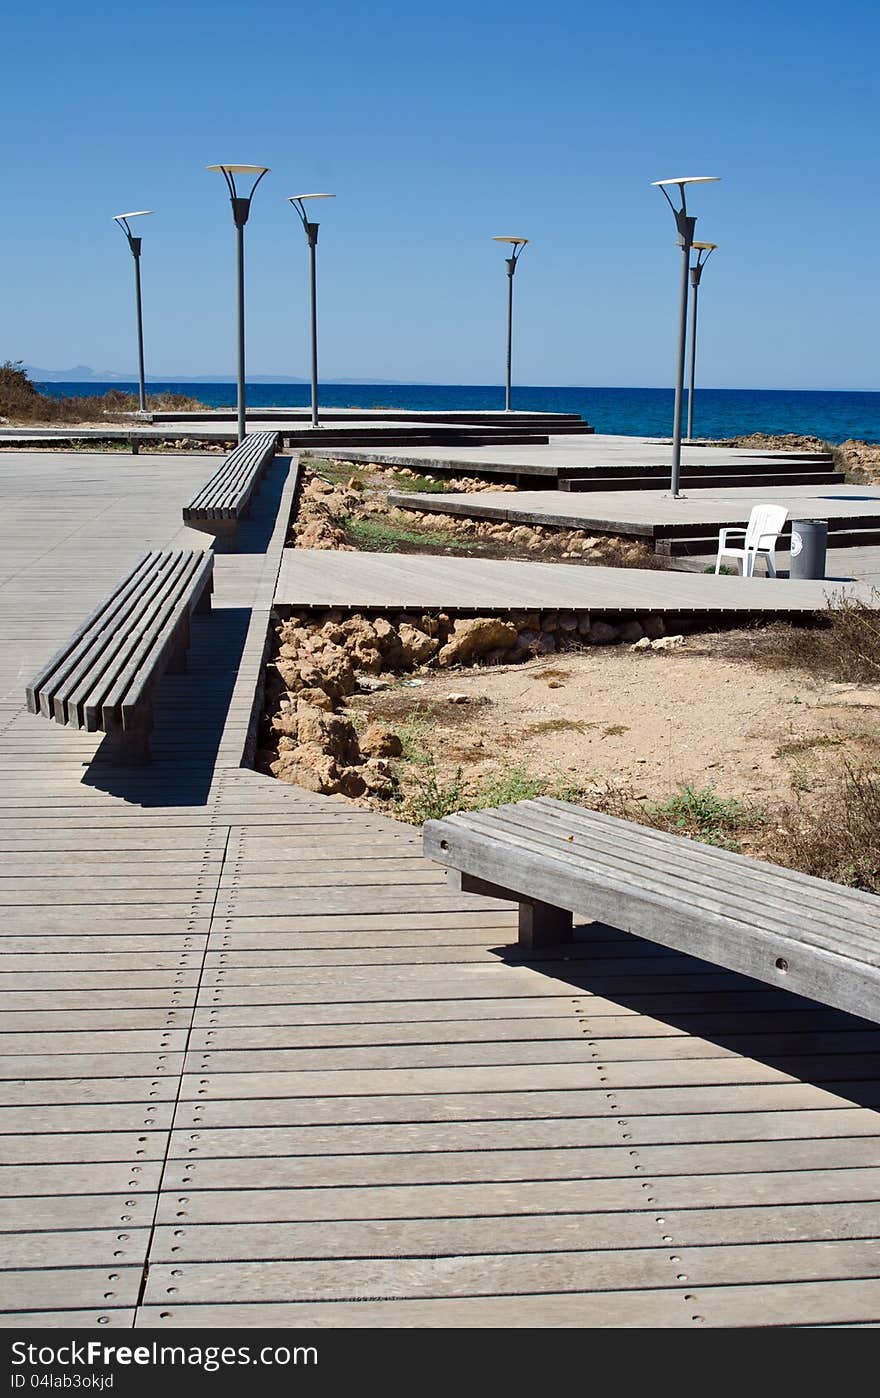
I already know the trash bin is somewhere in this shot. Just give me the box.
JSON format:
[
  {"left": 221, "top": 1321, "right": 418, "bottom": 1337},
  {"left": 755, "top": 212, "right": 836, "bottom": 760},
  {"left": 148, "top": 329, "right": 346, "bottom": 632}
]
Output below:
[{"left": 789, "top": 518, "right": 828, "bottom": 580}]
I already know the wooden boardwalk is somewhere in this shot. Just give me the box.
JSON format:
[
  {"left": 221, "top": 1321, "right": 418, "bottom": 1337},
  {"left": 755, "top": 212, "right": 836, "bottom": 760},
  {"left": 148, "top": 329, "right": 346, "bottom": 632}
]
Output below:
[
  {"left": 275, "top": 548, "right": 875, "bottom": 614},
  {"left": 1, "top": 450, "right": 879, "bottom": 1328},
  {"left": 321, "top": 434, "right": 837, "bottom": 475}
]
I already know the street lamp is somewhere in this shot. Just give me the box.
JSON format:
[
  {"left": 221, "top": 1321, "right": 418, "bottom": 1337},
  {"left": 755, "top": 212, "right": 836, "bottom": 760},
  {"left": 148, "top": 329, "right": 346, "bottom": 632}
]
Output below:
[
  {"left": 288, "top": 193, "right": 335, "bottom": 428},
  {"left": 207, "top": 163, "right": 270, "bottom": 443},
  {"left": 686, "top": 241, "right": 717, "bottom": 443},
  {"left": 492, "top": 236, "right": 529, "bottom": 411},
  {"left": 652, "top": 176, "right": 719, "bottom": 496},
  {"left": 113, "top": 211, "right": 153, "bottom": 413}
]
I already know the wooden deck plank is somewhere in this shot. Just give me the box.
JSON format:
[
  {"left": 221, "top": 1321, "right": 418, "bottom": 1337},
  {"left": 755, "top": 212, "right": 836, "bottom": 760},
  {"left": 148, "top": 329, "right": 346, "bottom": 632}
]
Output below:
[
  {"left": 134, "top": 1277, "right": 880, "bottom": 1327},
  {"left": 276, "top": 545, "right": 877, "bottom": 614},
  {"left": 148, "top": 1200, "right": 880, "bottom": 1262},
  {"left": 139, "top": 1239, "right": 880, "bottom": 1305}
]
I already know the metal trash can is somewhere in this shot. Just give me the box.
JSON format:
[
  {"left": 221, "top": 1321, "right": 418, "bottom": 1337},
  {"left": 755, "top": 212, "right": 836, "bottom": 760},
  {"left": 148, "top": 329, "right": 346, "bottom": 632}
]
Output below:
[{"left": 789, "top": 518, "right": 828, "bottom": 580}]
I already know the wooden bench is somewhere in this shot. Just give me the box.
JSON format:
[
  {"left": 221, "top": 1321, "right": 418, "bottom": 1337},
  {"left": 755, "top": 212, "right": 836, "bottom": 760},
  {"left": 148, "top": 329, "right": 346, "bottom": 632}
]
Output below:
[
  {"left": 424, "top": 797, "right": 880, "bottom": 1023},
  {"left": 25, "top": 549, "right": 214, "bottom": 764},
  {"left": 182, "top": 430, "right": 280, "bottom": 544}
]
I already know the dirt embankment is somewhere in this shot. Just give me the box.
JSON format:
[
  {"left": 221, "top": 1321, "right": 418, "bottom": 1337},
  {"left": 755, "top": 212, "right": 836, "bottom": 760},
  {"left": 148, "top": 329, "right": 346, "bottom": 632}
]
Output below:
[{"left": 291, "top": 460, "right": 653, "bottom": 565}]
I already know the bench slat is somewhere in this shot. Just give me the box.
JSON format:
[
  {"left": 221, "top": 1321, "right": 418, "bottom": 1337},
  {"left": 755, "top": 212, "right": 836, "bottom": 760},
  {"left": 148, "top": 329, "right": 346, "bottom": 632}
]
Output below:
[
  {"left": 183, "top": 432, "right": 279, "bottom": 528},
  {"left": 116, "top": 554, "right": 214, "bottom": 728},
  {"left": 91, "top": 554, "right": 207, "bottom": 731},
  {"left": 26, "top": 553, "right": 156, "bottom": 719},
  {"left": 457, "top": 804, "right": 880, "bottom": 952},
  {"left": 539, "top": 797, "right": 880, "bottom": 926},
  {"left": 424, "top": 799, "right": 880, "bottom": 1023},
  {"left": 64, "top": 554, "right": 197, "bottom": 730},
  {"left": 24, "top": 550, "right": 213, "bottom": 762}
]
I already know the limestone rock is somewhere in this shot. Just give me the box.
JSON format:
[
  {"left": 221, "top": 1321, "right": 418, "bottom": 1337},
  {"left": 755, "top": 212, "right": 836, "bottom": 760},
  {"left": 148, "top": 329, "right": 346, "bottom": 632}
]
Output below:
[
  {"left": 587, "top": 621, "right": 619, "bottom": 645},
  {"left": 270, "top": 746, "right": 340, "bottom": 794},
  {"left": 360, "top": 723, "right": 403, "bottom": 759},
  {"left": 437, "top": 617, "right": 518, "bottom": 667},
  {"left": 398, "top": 623, "right": 439, "bottom": 667},
  {"left": 296, "top": 686, "right": 335, "bottom": 711},
  {"left": 358, "top": 759, "right": 395, "bottom": 799}
]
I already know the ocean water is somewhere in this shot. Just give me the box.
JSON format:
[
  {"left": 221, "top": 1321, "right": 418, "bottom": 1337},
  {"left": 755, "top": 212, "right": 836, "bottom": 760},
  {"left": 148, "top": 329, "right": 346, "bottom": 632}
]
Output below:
[{"left": 37, "top": 382, "right": 880, "bottom": 444}]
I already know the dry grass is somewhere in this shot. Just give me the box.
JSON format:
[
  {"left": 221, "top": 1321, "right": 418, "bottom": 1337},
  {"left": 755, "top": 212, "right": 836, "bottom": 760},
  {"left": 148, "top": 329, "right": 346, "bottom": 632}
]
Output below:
[
  {"left": 0, "top": 362, "right": 206, "bottom": 424},
  {"left": 719, "top": 594, "right": 880, "bottom": 685},
  {"left": 763, "top": 765, "right": 880, "bottom": 893},
  {"left": 582, "top": 770, "right": 879, "bottom": 893}
]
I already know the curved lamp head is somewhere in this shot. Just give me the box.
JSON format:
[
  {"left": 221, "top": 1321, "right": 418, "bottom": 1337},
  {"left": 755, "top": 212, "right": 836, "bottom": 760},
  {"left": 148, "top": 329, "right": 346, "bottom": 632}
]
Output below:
[
  {"left": 691, "top": 240, "right": 717, "bottom": 281},
  {"left": 288, "top": 193, "right": 336, "bottom": 243},
  {"left": 652, "top": 176, "right": 720, "bottom": 187},
  {"left": 114, "top": 209, "right": 154, "bottom": 249},
  {"left": 208, "top": 164, "right": 270, "bottom": 224},
  {"left": 652, "top": 175, "right": 720, "bottom": 220},
  {"left": 493, "top": 235, "right": 529, "bottom": 272}
]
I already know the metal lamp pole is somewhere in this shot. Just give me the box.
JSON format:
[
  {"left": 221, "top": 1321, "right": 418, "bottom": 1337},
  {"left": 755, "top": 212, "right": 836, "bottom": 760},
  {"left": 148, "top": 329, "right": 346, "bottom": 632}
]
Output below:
[
  {"left": 686, "top": 241, "right": 717, "bottom": 442},
  {"left": 113, "top": 211, "right": 153, "bottom": 413},
  {"left": 207, "top": 164, "right": 270, "bottom": 443},
  {"left": 492, "top": 236, "right": 529, "bottom": 411},
  {"left": 651, "top": 177, "right": 719, "bottom": 496},
  {"left": 288, "top": 194, "right": 336, "bottom": 428}
]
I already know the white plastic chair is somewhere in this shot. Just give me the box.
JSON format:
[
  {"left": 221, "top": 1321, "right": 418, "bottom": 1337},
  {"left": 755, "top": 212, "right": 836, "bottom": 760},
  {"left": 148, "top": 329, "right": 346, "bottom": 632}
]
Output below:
[{"left": 715, "top": 503, "right": 789, "bottom": 577}]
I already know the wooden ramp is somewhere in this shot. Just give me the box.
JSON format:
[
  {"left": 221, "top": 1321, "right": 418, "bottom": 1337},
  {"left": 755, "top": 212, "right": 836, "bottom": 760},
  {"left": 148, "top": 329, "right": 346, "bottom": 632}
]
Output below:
[
  {"left": 0, "top": 450, "right": 879, "bottom": 1328},
  {"left": 275, "top": 547, "right": 875, "bottom": 614}
]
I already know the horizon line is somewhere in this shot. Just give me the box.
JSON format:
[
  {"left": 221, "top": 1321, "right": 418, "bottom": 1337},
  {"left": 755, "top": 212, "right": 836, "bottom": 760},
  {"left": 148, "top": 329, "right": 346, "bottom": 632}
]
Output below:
[{"left": 30, "top": 376, "right": 880, "bottom": 395}]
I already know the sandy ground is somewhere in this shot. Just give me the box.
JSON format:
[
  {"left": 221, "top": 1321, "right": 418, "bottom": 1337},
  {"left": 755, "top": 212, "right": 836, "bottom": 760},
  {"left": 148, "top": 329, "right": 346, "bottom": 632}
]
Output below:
[{"left": 348, "top": 633, "right": 880, "bottom": 815}]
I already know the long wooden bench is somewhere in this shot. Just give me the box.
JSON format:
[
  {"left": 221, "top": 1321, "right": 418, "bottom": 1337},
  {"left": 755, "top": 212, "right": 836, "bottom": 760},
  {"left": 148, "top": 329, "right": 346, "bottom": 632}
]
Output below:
[
  {"left": 424, "top": 797, "right": 880, "bottom": 1023},
  {"left": 25, "top": 549, "right": 214, "bottom": 764},
  {"left": 182, "top": 430, "right": 280, "bottom": 544}
]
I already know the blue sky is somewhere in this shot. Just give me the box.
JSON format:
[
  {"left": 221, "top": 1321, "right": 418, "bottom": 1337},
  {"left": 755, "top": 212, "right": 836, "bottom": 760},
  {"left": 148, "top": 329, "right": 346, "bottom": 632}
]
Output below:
[{"left": 2, "top": 0, "right": 878, "bottom": 388}]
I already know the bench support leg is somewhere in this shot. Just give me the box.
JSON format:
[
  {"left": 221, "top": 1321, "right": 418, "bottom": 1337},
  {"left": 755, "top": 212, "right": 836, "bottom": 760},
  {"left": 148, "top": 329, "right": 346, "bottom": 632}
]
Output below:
[
  {"left": 194, "top": 579, "right": 213, "bottom": 615},
  {"left": 102, "top": 727, "right": 151, "bottom": 765},
  {"left": 518, "top": 900, "right": 574, "bottom": 950},
  {"left": 451, "top": 871, "right": 574, "bottom": 950},
  {"left": 166, "top": 620, "right": 190, "bottom": 675}
]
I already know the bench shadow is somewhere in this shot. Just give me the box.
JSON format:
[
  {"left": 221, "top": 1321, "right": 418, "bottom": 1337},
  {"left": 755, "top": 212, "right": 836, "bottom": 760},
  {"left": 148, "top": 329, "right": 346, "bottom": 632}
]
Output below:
[
  {"left": 80, "top": 604, "right": 253, "bottom": 806},
  {"left": 208, "top": 454, "right": 292, "bottom": 556},
  {"left": 491, "top": 920, "right": 880, "bottom": 1114}
]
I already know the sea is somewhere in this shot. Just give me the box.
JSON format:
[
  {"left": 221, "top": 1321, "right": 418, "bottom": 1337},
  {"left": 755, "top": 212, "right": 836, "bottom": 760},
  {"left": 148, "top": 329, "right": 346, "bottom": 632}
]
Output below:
[{"left": 37, "top": 382, "right": 880, "bottom": 445}]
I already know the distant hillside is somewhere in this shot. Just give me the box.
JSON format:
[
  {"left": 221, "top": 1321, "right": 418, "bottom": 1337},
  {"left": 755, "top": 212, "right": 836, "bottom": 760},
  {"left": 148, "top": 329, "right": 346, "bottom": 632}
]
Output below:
[{"left": 27, "top": 366, "right": 407, "bottom": 385}]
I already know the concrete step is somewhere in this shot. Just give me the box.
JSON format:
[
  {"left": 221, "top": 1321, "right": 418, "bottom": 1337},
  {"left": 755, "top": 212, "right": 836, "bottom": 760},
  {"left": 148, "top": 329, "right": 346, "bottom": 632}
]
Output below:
[
  {"left": 657, "top": 524, "right": 880, "bottom": 557},
  {"left": 561, "top": 471, "right": 845, "bottom": 492}
]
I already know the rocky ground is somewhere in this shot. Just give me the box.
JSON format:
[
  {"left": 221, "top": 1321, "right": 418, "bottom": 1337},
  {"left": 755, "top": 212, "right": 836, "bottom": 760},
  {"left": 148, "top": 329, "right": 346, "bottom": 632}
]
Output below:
[
  {"left": 258, "top": 606, "right": 879, "bottom": 882},
  {"left": 290, "top": 459, "right": 653, "bottom": 565},
  {"left": 709, "top": 433, "right": 880, "bottom": 484},
  {"left": 259, "top": 607, "right": 680, "bottom": 800}
]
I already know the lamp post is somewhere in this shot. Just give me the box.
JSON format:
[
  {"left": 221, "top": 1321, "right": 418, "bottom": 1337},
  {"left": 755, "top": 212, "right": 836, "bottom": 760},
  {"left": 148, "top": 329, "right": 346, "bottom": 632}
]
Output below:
[
  {"left": 686, "top": 241, "right": 717, "bottom": 442},
  {"left": 492, "top": 236, "right": 529, "bottom": 411},
  {"left": 207, "top": 163, "right": 270, "bottom": 443},
  {"left": 651, "top": 177, "right": 719, "bottom": 496},
  {"left": 113, "top": 211, "right": 153, "bottom": 413},
  {"left": 288, "top": 193, "right": 335, "bottom": 428}
]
